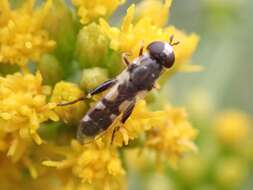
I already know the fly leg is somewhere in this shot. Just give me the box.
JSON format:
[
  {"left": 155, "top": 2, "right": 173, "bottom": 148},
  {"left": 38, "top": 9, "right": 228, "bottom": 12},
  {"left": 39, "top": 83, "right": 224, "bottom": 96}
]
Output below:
[
  {"left": 121, "top": 100, "right": 136, "bottom": 124},
  {"left": 111, "top": 100, "right": 136, "bottom": 144},
  {"left": 88, "top": 78, "right": 117, "bottom": 96},
  {"left": 139, "top": 41, "right": 144, "bottom": 56},
  {"left": 57, "top": 79, "right": 117, "bottom": 106},
  {"left": 57, "top": 96, "right": 88, "bottom": 106},
  {"left": 122, "top": 53, "right": 131, "bottom": 66}
]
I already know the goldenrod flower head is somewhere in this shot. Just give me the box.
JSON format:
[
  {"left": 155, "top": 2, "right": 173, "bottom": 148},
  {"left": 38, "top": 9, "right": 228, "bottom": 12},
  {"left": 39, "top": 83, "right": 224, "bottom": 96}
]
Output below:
[
  {"left": 43, "top": 140, "right": 125, "bottom": 186},
  {"left": 0, "top": 72, "right": 58, "bottom": 161},
  {"left": 72, "top": 0, "right": 125, "bottom": 24},
  {"left": 136, "top": 0, "right": 172, "bottom": 27},
  {"left": 145, "top": 106, "right": 198, "bottom": 166},
  {"left": 213, "top": 111, "right": 252, "bottom": 147},
  {"left": 99, "top": 4, "right": 199, "bottom": 73},
  {"left": 0, "top": 0, "right": 55, "bottom": 67},
  {"left": 51, "top": 81, "right": 87, "bottom": 124}
]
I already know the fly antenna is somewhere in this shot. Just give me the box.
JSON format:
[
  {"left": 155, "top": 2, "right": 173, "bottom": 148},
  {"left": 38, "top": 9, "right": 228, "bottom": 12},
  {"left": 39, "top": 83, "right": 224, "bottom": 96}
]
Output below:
[{"left": 169, "top": 35, "right": 180, "bottom": 46}]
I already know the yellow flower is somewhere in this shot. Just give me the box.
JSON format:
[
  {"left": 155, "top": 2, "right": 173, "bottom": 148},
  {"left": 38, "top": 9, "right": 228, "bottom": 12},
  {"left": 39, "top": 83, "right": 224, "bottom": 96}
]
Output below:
[
  {"left": 0, "top": 0, "right": 55, "bottom": 67},
  {"left": 135, "top": 0, "right": 172, "bottom": 27},
  {"left": 99, "top": 4, "right": 199, "bottom": 73},
  {"left": 72, "top": 0, "right": 125, "bottom": 24},
  {"left": 51, "top": 81, "right": 87, "bottom": 124},
  {"left": 0, "top": 72, "right": 58, "bottom": 161},
  {"left": 43, "top": 140, "right": 125, "bottom": 187},
  {"left": 145, "top": 106, "right": 198, "bottom": 166},
  {"left": 213, "top": 111, "right": 252, "bottom": 147}
]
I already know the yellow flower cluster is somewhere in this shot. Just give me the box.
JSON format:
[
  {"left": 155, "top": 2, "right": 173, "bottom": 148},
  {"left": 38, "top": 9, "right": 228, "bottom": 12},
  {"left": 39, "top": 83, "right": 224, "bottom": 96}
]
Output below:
[
  {"left": 145, "top": 106, "right": 198, "bottom": 166},
  {"left": 72, "top": 0, "right": 125, "bottom": 24},
  {"left": 43, "top": 140, "right": 125, "bottom": 188},
  {"left": 0, "top": 0, "right": 55, "bottom": 67},
  {"left": 99, "top": 4, "right": 199, "bottom": 72},
  {"left": 0, "top": 72, "right": 58, "bottom": 161}
]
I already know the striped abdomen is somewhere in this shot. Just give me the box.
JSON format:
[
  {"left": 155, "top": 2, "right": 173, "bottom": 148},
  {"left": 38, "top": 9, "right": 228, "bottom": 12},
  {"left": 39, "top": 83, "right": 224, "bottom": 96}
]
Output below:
[{"left": 77, "top": 80, "right": 137, "bottom": 139}]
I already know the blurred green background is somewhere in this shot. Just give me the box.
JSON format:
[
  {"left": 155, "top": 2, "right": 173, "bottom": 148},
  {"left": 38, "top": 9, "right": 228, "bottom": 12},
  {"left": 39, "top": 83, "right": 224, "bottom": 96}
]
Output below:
[{"left": 169, "top": 0, "right": 252, "bottom": 113}]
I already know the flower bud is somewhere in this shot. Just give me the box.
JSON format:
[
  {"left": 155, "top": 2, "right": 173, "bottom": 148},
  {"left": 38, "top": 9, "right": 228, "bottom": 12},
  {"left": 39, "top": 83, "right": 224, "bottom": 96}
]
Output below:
[
  {"left": 44, "top": 0, "right": 78, "bottom": 65},
  {"left": 80, "top": 67, "right": 109, "bottom": 91},
  {"left": 75, "top": 23, "right": 109, "bottom": 68},
  {"left": 38, "top": 54, "right": 63, "bottom": 85}
]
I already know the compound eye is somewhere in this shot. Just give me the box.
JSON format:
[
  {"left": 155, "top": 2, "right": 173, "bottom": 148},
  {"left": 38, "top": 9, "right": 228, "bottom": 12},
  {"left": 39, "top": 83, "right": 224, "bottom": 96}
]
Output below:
[
  {"left": 164, "top": 52, "right": 175, "bottom": 68},
  {"left": 147, "top": 41, "right": 175, "bottom": 68},
  {"left": 147, "top": 41, "right": 164, "bottom": 60}
]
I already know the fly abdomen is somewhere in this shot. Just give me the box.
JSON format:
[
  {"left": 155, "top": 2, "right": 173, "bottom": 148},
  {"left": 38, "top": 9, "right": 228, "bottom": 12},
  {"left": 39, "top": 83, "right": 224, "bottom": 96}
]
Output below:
[{"left": 78, "top": 101, "right": 119, "bottom": 138}]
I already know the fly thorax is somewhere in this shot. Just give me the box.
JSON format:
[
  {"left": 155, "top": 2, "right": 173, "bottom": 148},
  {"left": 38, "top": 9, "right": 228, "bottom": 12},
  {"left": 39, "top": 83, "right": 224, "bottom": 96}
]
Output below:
[{"left": 130, "top": 60, "right": 162, "bottom": 91}]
